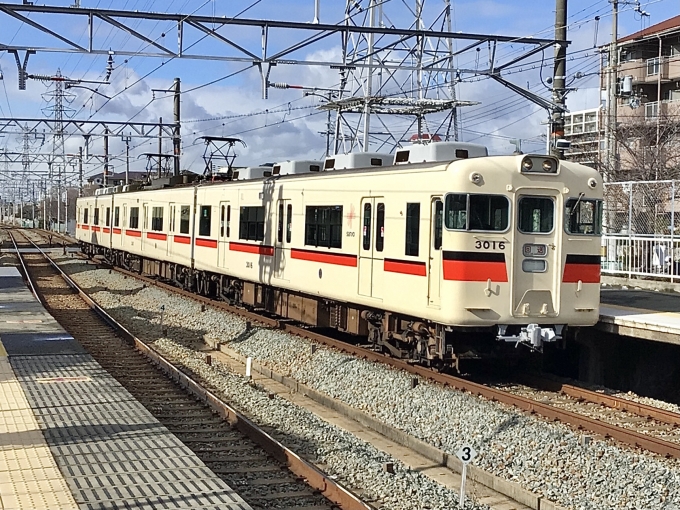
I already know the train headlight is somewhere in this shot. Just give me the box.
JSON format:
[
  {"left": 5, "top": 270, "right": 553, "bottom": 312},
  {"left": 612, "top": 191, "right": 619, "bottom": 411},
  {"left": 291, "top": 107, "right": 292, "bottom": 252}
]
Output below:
[
  {"left": 521, "top": 157, "right": 533, "bottom": 171},
  {"left": 542, "top": 159, "right": 555, "bottom": 172},
  {"left": 520, "top": 155, "right": 559, "bottom": 174},
  {"left": 588, "top": 177, "right": 598, "bottom": 189},
  {"left": 469, "top": 172, "right": 483, "bottom": 185}
]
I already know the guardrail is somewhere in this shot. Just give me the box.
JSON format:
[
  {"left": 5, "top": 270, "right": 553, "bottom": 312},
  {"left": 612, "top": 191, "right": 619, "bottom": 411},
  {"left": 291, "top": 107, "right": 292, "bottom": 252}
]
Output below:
[{"left": 601, "top": 234, "right": 680, "bottom": 282}]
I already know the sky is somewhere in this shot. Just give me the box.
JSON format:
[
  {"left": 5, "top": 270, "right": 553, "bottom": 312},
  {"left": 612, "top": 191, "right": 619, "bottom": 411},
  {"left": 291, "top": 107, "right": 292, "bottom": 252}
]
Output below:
[{"left": 0, "top": 0, "right": 677, "bottom": 186}]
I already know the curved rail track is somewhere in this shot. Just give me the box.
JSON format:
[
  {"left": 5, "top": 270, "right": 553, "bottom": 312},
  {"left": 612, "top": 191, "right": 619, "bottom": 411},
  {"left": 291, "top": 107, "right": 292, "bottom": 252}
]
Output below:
[{"left": 8, "top": 229, "right": 372, "bottom": 510}]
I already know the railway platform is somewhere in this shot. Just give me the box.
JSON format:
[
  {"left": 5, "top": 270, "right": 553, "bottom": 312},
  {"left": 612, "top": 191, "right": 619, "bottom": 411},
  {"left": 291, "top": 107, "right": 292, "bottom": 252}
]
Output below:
[
  {"left": 598, "top": 287, "right": 680, "bottom": 344},
  {"left": 0, "top": 266, "right": 251, "bottom": 510}
]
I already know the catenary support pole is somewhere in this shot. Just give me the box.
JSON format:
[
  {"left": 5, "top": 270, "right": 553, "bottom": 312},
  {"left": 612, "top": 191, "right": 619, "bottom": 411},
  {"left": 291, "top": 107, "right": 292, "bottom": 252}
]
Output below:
[{"left": 551, "top": 0, "right": 567, "bottom": 159}]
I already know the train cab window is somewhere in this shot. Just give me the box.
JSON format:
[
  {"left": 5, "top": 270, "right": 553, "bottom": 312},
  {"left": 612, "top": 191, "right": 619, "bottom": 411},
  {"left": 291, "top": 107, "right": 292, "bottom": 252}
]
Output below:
[
  {"left": 362, "top": 203, "right": 371, "bottom": 250},
  {"left": 239, "top": 206, "right": 265, "bottom": 242},
  {"left": 129, "top": 207, "right": 140, "bottom": 229},
  {"left": 433, "top": 199, "right": 443, "bottom": 250},
  {"left": 565, "top": 198, "right": 603, "bottom": 235},
  {"left": 518, "top": 196, "right": 554, "bottom": 234},
  {"left": 151, "top": 207, "right": 164, "bottom": 231},
  {"left": 113, "top": 207, "right": 120, "bottom": 227},
  {"left": 445, "top": 194, "right": 509, "bottom": 231},
  {"left": 199, "top": 206, "right": 211, "bottom": 237},
  {"left": 105, "top": 207, "right": 111, "bottom": 227},
  {"left": 286, "top": 204, "right": 292, "bottom": 243},
  {"left": 277, "top": 203, "right": 284, "bottom": 243},
  {"left": 83, "top": 208, "right": 89, "bottom": 224},
  {"left": 376, "top": 203, "right": 385, "bottom": 252},
  {"left": 180, "top": 206, "right": 190, "bottom": 234},
  {"left": 93, "top": 208, "right": 99, "bottom": 225},
  {"left": 405, "top": 203, "right": 420, "bottom": 257},
  {"left": 305, "top": 205, "right": 343, "bottom": 249}
]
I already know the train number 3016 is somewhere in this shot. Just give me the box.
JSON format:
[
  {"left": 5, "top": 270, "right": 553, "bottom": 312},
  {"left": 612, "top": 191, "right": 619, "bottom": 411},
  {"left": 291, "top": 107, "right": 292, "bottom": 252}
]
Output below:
[{"left": 475, "top": 240, "right": 505, "bottom": 250}]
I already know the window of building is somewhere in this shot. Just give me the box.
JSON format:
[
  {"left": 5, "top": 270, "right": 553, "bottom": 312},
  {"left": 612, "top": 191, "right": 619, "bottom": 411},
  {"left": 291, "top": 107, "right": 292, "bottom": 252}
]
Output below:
[
  {"left": 405, "top": 203, "right": 420, "bottom": 256},
  {"left": 565, "top": 198, "right": 603, "bottom": 235},
  {"left": 647, "top": 57, "right": 660, "bottom": 76},
  {"left": 151, "top": 206, "right": 164, "bottom": 231},
  {"left": 362, "top": 203, "right": 371, "bottom": 250},
  {"left": 376, "top": 203, "right": 385, "bottom": 252},
  {"left": 129, "top": 207, "right": 139, "bottom": 229},
  {"left": 114, "top": 206, "right": 120, "bottom": 227},
  {"left": 239, "top": 206, "right": 265, "bottom": 241},
  {"left": 518, "top": 196, "right": 554, "bottom": 234},
  {"left": 445, "top": 194, "right": 509, "bottom": 231},
  {"left": 199, "top": 206, "right": 211, "bottom": 237},
  {"left": 93, "top": 208, "right": 99, "bottom": 225},
  {"left": 83, "top": 208, "right": 89, "bottom": 224},
  {"left": 105, "top": 207, "right": 111, "bottom": 227},
  {"left": 286, "top": 204, "right": 292, "bottom": 243},
  {"left": 180, "top": 206, "right": 190, "bottom": 234},
  {"left": 305, "top": 205, "right": 342, "bottom": 249}
]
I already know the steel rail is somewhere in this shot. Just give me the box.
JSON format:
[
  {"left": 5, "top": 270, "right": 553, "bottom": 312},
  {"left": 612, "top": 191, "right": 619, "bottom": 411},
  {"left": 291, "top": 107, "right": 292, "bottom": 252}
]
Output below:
[
  {"left": 95, "top": 262, "right": 680, "bottom": 460},
  {"left": 8, "top": 231, "right": 40, "bottom": 301},
  {"left": 14, "top": 231, "right": 374, "bottom": 510}
]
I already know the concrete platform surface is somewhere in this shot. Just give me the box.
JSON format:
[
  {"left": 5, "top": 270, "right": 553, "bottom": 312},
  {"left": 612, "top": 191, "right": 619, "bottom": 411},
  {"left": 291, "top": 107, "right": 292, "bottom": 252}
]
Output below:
[{"left": 0, "top": 265, "right": 252, "bottom": 510}]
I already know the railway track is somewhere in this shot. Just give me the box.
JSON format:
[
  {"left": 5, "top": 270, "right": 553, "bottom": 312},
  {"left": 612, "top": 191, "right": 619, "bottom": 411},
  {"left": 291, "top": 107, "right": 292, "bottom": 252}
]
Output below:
[
  {"left": 47, "top": 228, "right": 680, "bottom": 461},
  {"left": 8, "top": 229, "right": 370, "bottom": 510}
]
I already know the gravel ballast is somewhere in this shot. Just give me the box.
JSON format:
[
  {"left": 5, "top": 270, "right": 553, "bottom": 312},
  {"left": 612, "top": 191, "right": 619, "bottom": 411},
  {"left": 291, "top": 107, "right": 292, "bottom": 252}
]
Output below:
[{"left": 60, "top": 257, "right": 680, "bottom": 510}]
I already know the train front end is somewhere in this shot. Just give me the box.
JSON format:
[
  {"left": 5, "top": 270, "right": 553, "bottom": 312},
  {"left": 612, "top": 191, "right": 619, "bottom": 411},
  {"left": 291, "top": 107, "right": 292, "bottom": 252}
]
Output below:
[{"left": 440, "top": 154, "right": 602, "bottom": 351}]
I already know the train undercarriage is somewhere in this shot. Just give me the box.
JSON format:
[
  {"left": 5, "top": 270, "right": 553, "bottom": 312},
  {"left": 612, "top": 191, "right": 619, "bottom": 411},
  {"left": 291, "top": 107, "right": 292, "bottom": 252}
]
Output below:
[{"left": 85, "top": 243, "right": 556, "bottom": 369}]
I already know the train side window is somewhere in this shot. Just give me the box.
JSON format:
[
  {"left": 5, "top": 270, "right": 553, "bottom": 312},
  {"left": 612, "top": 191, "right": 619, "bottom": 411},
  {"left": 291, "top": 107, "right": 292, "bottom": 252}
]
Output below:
[
  {"left": 405, "top": 203, "right": 420, "bottom": 256},
  {"left": 239, "top": 206, "right": 265, "bottom": 242},
  {"left": 105, "top": 207, "right": 111, "bottom": 227},
  {"left": 434, "top": 199, "right": 443, "bottom": 250},
  {"left": 180, "top": 206, "right": 190, "bottom": 234},
  {"left": 445, "top": 194, "right": 467, "bottom": 230},
  {"left": 376, "top": 203, "right": 385, "bottom": 252},
  {"left": 305, "top": 205, "right": 343, "bottom": 249},
  {"left": 93, "top": 208, "right": 99, "bottom": 225},
  {"left": 114, "top": 207, "right": 120, "bottom": 227},
  {"left": 518, "top": 196, "right": 554, "bottom": 234},
  {"left": 199, "top": 206, "right": 211, "bottom": 236},
  {"left": 362, "top": 203, "right": 371, "bottom": 250},
  {"left": 129, "top": 207, "right": 139, "bottom": 229},
  {"left": 565, "top": 198, "right": 602, "bottom": 235},
  {"left": 83, "top": 208, "right": 89, "bottom": 224},
  {"left": 286, "top": 204, "right": 292, "bottom": 243},
  {"left": 227, "top": 205, "right": 231, "bottom": 237},
  {"left": 277, "top": 203, "right": 284, "bottom": 243},
  {"left": 152, "top": 207, "right": 164, "bottom": 231}
]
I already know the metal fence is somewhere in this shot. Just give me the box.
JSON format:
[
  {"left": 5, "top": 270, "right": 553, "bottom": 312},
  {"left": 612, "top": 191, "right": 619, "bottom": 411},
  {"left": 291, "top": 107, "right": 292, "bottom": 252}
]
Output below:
[{"left": 602, "top": 180, "right": 680, "bottom": 281}]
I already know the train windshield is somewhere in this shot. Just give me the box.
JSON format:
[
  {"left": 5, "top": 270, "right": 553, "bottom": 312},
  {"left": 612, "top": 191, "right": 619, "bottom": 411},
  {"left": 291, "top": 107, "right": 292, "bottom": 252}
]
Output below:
[
  {"left": 565, "top": 198, "right": 603, "bottom": 235},
  {"left": 518, "top": 196, "right": 554, "bottom": 234},
  {"left": 444, "top": 194, "right": 509, "bottom": 231}
]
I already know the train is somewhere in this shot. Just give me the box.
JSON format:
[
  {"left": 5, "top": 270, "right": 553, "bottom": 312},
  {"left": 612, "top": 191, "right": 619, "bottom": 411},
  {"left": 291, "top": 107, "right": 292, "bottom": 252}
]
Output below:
[{"left": 76, "top": 141, "right": 603, "bottom": 368}]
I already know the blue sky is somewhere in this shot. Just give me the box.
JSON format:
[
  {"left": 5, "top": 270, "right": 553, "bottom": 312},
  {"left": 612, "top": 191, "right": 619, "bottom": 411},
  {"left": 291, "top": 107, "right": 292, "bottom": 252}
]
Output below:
[{"left": 0, "top": 0, "right": 677, "bottom": 181}]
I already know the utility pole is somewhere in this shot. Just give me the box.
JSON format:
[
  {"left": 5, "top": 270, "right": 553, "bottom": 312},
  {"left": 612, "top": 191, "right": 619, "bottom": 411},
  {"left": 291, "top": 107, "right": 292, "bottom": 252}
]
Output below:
[
  {"left": 362, "top": 0, "right": 376, "bottom": 151},
  {"left": 173, "top": 77, "right": 181, "bottom": 176},
  {"left": 551, "top": 0, "right": 567, "bottom": 159},
  {"left": 445, "top": 0, "right": 459, "bottom": 141},
  {"left": 103, "top": 128, "right": 109, "bottom": 187},
  {"left": 121, "top": 134, "right": 131, "bottom": 185},
  {"left": 158, "top": 117, "right": 163, "bottom": 178},
  {"left": 604, "top": 0, "right": 619, "bottom": 178},
  {"left": 78, "top": 146, "right": 83, "bottom": 196},
  {"left": 31, "top": 182, "right": 35, "bottom": 228}
]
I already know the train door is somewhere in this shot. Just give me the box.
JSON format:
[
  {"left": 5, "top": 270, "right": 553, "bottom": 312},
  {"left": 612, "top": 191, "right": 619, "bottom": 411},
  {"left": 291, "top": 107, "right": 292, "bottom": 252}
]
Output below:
[
  {"left": 274, "top": 199, "right": 290, "bottom": 280},
  {"left": 428, "top": 197, "right": 443, "bottom": 307},
  {"left": 512, "top": 191, "right": 560, "bottom": 318},
  {"left": 217, "top": 201, "right": 231, "bottom": 269},
  {"left": 358, "top": 197, "right": 384, "bottom": 299}
]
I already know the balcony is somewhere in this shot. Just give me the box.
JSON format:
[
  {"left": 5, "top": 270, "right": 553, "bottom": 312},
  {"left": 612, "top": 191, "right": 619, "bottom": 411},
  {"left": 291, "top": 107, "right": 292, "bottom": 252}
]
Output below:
[{"left": 619, "top": 59, "right": 646, "bottom": 84}]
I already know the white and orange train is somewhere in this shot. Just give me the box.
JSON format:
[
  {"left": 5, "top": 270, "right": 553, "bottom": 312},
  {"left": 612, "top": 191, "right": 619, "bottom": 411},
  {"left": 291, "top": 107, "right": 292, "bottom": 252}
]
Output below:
[{"left": 76, "top": 142, "right": 603, "bottom": 366}]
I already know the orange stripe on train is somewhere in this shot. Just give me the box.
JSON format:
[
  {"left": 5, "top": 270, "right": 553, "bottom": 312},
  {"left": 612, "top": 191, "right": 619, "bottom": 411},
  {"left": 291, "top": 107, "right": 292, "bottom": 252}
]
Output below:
[{"left": 442, "top": 251, "right": 508, "bottom": 282}]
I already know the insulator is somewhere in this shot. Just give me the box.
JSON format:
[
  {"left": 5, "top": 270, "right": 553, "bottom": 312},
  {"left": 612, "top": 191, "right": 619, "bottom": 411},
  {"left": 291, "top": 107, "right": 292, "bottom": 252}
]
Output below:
[{"left": 269, "top": 82, "right": 289, "bottom": 89}]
